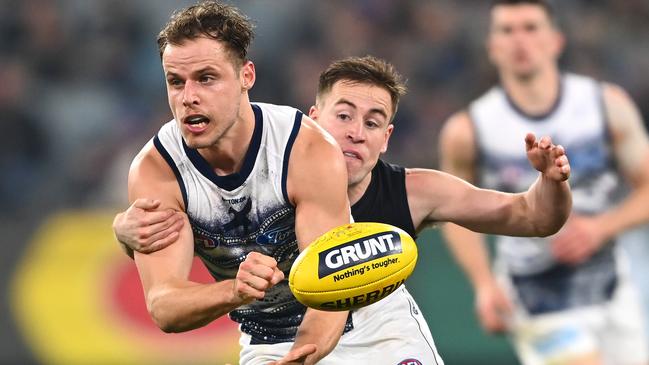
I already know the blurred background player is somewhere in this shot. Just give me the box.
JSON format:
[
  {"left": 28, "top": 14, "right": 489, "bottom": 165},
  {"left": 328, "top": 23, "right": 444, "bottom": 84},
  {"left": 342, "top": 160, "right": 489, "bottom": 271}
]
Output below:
[
  {"left": 440, "top": 1, "right": 649, "bottom": 364},
  {"left": 115, "top": 54, "right": 573, "bottom": 364}
]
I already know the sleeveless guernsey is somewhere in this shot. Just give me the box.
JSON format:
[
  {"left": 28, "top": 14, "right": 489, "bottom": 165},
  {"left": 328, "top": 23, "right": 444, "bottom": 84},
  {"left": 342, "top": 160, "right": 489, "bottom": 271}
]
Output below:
[
  {"left": 351, "top": 159, "right": 417, "bottom": 238},
  {"left": 470, "top": 73, "right": 625, "bottom": 313},
  {"left": 154, "top": 103, "right": 354, "bottom": 343}
]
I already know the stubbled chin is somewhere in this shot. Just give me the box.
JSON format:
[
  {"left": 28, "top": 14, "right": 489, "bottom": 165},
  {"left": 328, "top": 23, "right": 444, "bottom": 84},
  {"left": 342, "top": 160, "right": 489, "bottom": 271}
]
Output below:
[
  {"left": 182, "top": 134, "right": 211, "bottom": 149},
  {"left": 346, "top": 165, "right": 367, "bottom": 185},
  {"left": 344, "top": 159, "right": 362, "bottom": 172}
]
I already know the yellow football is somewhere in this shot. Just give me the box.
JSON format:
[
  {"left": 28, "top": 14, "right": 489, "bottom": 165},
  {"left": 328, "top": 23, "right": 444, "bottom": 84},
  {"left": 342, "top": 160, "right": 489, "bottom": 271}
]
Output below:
[{"left": 289, "top": 222, "right": 418, "bottom": 311}]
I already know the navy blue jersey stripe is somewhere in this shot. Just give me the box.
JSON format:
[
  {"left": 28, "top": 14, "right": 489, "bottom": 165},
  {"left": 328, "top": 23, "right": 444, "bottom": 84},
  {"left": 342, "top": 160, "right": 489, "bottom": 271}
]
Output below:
[
  {"left": 596, "top": 80, "right": 620, "bottom": 171},
  {"left": 503, "top": 73, "right": 565, "bottom": 121},
  {"left": 153, "top": 135, "right": 188, "bottom": 209},
  {"left": 182, "top": 104, "right": 264, "bottom": 191},
  {"left": 281, "top": 111, "right": 302, "bottom": 205}
]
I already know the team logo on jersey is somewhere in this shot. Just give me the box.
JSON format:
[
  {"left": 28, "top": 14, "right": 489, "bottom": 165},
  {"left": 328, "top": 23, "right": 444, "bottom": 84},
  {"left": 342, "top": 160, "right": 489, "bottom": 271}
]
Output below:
[
  {"left": 257, "top": 224, "right": 294, "bottom": 245},
  {"left": 256, "top": 209, "right": 296, "bottom": 245},
  {"left": 318, "top": 232, "right": 402, "bottom": 278},
  {"left": 397, "top": 359, "right": 422, "bottom": 365},
  {"left": 222, "top": 197, "right": 252, "bottom": 234}
]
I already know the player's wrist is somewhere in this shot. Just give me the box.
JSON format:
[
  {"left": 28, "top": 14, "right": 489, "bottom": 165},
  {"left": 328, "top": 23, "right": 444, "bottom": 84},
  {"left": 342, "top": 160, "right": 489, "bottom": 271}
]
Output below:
[
  {"left": 473, "top": 276, "right": 498, "bottom": 293},
  {"left": 590, "top": 215, "right": 616, "bottom": 244},
  {"left": 539, "top": 170, "right": 562, "bottom": 183},
  {"left": 226, "top": 280, "right": 251, "bottom": 307}
]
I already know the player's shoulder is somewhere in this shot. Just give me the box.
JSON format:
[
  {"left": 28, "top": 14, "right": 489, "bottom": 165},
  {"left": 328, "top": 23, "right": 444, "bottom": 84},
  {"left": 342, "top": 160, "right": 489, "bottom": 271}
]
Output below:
[
  {"left": 129, "top": 139, "right": 170, "bottom": 180},
  {"left": 443, "top": 110, "right": 472, "bottom": 128},
  {"left": 563, "top": 72, "right": 596, "bottom": 84},
  {"left": 253, "top": 101, "right": 298, "bottom": 113},
  {"left": 440, "top": 110, "right": 475, "bottom": 146},
  {"left": 295, "top": 114, "right": 341, "bottom": 155},
  {"left": 598, "top": 80, "right": 644, "bottom": 138},
  {"left": 557, "top": 73, "right": 638, "bottom": 124},
  {"left": 287, "top": 115, "right": 346, "bottom": 184},
  {"left": 129, "top": 120, "right": 179, "bottom": 185},
  {"left": 561, "top": 72, "right": 607, "bottom": 99},
  {"left": 405, "top": 167, "right": 451, "bottom": 188},
  {"left": 562, "top": 72, "right": 626, "bottom": 98},
  {"left": 376, "top": 159, "right": 405, "bottom": 175},
  {"left": 469, "top": 85, "right": 503, "bottom": 110},
  {"left": 127, "top": 129, "right": 183, "bottom": 210},
  {"left": 253, "top": 102, "right": 302, "bottom": 122},
  {"left": 599, "top": 81, "right": 633, "bottom": 105}
]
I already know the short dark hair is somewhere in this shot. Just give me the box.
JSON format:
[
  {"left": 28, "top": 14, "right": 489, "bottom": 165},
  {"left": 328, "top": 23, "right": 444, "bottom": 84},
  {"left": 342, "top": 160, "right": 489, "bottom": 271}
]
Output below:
[
  {"left": 491, "top": 0, "right": 556, "bottom": 24},
  {"left": 317, "top": 56, "right": 407, "bottom": 121},
  {"left": 157, "top": 1, "right": 254, "bottom": 65}
]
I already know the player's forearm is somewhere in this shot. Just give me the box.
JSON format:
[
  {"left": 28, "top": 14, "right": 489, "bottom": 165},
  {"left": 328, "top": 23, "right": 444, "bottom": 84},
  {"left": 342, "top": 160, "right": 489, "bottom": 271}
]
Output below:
[
  {"left": 146, "top": 279, "right": 241, "bottom": 333},
  {"left": 292, "top": 309, "right": 348, "bottom": 363},
  {"left": 524, "top": 173, "right": 572, "bottom": 236},
  {"left": 593, "top": 184, "right": 649, "bottom": 240},
  {"left": 442, "top": 223, "right": 495, "bottom": 290}
]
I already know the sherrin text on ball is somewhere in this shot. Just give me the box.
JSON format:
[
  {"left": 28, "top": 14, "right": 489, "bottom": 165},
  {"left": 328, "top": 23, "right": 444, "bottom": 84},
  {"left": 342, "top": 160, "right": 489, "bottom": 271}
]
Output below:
[{"left": 289, "top": 222, "right": 418, "bottom": 311}]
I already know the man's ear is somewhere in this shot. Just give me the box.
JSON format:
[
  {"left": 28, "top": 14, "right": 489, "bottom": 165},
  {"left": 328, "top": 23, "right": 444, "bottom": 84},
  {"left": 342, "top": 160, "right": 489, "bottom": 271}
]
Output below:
[
  {"left": 240, "top": 60, "right": 256, "bottom": 90},
  {"left": 308, "top": 105, "right": 319, "bottom": 121},
  {"left": 381, "top": 124, "right": 395, "bottom": 154},
  {"left": 553, "top": 29, "right": 566, "bottom": 58}
]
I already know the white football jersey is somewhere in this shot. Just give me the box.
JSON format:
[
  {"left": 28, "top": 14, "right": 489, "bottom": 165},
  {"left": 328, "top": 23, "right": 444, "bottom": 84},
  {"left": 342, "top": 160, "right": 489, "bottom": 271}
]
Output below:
[
  {"left": 155, "top": 102, "right": 322, "bottom": 344},
  {"left": 470, "top": 73, "right": 625, "bottom": 276}
]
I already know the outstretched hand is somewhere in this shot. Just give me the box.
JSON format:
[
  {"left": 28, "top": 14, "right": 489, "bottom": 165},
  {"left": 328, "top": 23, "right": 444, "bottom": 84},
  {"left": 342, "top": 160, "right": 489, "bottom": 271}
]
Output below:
[
  {"left": 269, "top": 344, "right": 318, "bottom": 365},
  {"left": 525, "top": 133, "right": 571, "bottom": 181}
]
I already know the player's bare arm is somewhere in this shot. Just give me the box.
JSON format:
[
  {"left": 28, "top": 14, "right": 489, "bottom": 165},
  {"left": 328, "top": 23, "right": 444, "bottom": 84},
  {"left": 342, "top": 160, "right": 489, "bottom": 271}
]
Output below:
[
  {"left": 436, "top": 111, "right": 512, "bottom": 333},
  {"left": 551, "top": 83, "right": 649, "bottom": 264},
  {"left": 113, "top": 198, "right": 184, "bottom": 257},
  {"left": 275, "top": 116, "right": 352, "bottom": 365},
  {"left": 129, "top": 142, "right": 283, "bottom": 333},
  {"left": 412, "top": 111, "right": 572, "bottom": 236}
]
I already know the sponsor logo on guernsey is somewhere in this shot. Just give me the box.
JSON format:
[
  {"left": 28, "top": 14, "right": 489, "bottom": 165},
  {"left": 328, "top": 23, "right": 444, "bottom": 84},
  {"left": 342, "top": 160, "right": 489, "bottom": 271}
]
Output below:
[
  {"left": 194, "top": 234, "right": 216, "bottom": 249},
  {"left": 256, "top": 212, "right": 296, "bottom": 245},
  {"left": 320, "top": 279, "right": 405, "bottom": 310},
  {"left": 318, "top": 232, "right": 402, "bottom": 278},
  {"left": 397, "top": 359, "right": 422, "bottom": 365},
  {"left": 221, "top": 196, "right": 247, "bottom": 204}
]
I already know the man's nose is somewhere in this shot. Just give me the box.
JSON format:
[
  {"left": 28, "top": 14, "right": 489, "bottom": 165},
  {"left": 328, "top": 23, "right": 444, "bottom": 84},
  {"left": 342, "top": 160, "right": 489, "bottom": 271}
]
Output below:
[
  {"left": 182, "top": 80, "right": 200, "bottom": 107},
  {"left": 346, "top": 121, "right": 366, "bottom": 143}
]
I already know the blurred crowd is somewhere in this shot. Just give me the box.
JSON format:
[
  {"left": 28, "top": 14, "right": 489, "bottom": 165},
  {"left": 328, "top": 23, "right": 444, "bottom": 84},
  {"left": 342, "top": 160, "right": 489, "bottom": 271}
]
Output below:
[{"left": 1, "top": 0, "right": 649, "bottom": 219}]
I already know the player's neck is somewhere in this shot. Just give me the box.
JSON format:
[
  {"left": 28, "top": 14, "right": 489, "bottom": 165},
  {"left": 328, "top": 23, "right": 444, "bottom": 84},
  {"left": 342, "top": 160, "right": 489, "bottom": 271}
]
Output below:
[
  {"left": 501, "top": 67, "right": 561, "bottom": 117},
  {"left": 199, "top": 100, "right": 256, "bottom": 175},
  {"left": 347, "top": 173, "right": 372, "bottom": 206}
]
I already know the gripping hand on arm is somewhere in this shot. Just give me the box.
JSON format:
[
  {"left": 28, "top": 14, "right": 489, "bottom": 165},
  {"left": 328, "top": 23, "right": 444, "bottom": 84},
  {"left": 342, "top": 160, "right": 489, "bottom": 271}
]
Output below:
[
  {"left": 113, "top": 198, "right": 184, "bottom": 256},
  {"left": 128, "top": 142, "right": 283, "bottom": 333}
]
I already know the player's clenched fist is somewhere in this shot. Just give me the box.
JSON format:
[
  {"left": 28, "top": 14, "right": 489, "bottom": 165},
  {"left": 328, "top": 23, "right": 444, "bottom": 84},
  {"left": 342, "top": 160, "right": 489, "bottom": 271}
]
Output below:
[
  {"left": 234, "top": 251, "right": 285, "bottom": 303},
  {"left": 525, "top": 133, "right": 571, "bottom": 181}
]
